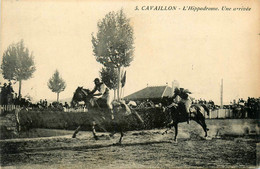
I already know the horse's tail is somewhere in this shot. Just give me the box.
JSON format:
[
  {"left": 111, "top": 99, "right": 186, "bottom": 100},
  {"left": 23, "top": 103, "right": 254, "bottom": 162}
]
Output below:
[{"left": 201, "top": 104, "right": 210, "bottom": 116}]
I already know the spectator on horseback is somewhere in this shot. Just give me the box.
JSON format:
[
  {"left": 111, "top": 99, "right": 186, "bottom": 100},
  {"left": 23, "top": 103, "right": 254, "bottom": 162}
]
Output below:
[
  {"left": 7, "top": 82, "right": 14, "bottom": 94},
  {"left": 89, "top": 78, "right": 112, "bottom": 115},
  {"left": 1, "top": 83, "right": 7, "bottom": 105},
  {"left": 1, "top": 83, "right": 8, "bottom": 105},
  {"left": 172, "top": 87, "right": 192, "bottom": 124},
  {"left": 6, "top": 82, "right": 14, "bottom": 103}
]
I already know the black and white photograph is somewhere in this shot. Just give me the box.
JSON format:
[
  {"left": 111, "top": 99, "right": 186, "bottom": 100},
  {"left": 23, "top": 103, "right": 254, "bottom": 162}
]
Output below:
[{"left": 0, "top": 0, "right": 259, "bottom": 168}]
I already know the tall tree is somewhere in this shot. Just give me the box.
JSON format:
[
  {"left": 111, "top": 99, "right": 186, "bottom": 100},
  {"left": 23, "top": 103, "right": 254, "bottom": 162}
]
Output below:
[
  {"left": 47, "top": 70, "right": 66, "bottom": 102},
  {"left": 92, "top": 9, "right": 134, "bottom": 100},
  {"left": 1, "top": 39, "right": 36, "bottom": 98}
]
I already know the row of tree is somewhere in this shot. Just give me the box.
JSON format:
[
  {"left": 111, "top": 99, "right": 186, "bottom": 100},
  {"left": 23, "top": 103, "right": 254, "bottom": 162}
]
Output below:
[
  {"left": 1, "top": 39, "right": 66, "bottom": 102},
  {"left": 1, "top": 9, "right": 134, "bottom": 102}
]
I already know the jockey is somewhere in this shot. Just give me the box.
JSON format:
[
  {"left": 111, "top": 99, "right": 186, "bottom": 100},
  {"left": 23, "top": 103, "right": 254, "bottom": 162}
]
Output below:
[
  {"left": 172, "top": 87, "right": 192, "bottom": 124},
  {"left": 89, "top": 78, "right": 113, "bottom": 115}
]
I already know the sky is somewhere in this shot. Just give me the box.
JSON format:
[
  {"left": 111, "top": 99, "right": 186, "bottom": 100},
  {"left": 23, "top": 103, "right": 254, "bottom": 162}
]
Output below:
[{"left": 1, "top": 0, "right": 260, "bottom": 104}]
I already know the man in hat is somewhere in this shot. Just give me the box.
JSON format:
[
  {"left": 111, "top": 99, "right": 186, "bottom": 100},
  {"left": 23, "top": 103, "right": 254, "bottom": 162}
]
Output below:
[
  {"left": 89, "top": 78, "right": 112, "bottom": 112},
  {"left": 6, "top": 82, "right": 14, "bottom": 104},
  {"left": 172, "top": 87, "right": 192, "bottom": 124},
  {"left": 1, "top": 83, "right": 8, "bottom": 105}
]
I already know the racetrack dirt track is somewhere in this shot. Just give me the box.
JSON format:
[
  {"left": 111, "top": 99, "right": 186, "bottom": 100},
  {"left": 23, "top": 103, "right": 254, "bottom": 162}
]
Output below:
[{"left": 0, "top": 119, "right": 259, "bottom": 168}]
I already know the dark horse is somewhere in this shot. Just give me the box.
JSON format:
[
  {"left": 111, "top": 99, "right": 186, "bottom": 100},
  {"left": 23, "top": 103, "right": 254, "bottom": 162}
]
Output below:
[
  {"left": 161, "top": 96, "right": 209, "bottom": 142},
  {"left": 71, "top": 87, "right": 144, "bottom": 144}
]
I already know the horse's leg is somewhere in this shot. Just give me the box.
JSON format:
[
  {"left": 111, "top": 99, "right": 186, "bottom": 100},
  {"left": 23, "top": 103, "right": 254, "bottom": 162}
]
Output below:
[
  {"left": 109, "top": 120, "right": 117, "bottom": 137},
  {"left": 92, "top": 121, "right": 99, "bottom": 140},
  {"left": 162, "top": 127, "right": 171, "bottom": 135},
  {"left": 196, "top": 116, "right": 209, "bottom": 138},
  {"left": 201, "top": 119, "right": 209, "bottom": 137},
  {"left": 198, "top": 111, "right": 209, "bottom": 135},
  {"left": 162, "top": 117, "right": 175, "bottom": 135},
  {"left": 118, "top": 131, "right": 124, "bottom": 144},
  {"left": 72, "top": 126, "right": 81, "bottom": 138},
  {"left": 173, "top": 123, "right": 178, "bottom": 142}
]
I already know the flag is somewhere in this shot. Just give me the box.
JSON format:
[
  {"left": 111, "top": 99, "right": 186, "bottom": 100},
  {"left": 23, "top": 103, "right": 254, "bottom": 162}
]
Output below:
[{"left": 121, "top": 71, "right": 126, "bottom": 88}]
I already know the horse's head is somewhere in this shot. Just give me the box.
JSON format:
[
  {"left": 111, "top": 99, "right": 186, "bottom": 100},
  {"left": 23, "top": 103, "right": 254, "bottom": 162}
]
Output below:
[
  {"left": 72, "top": 87, "right": 83, "bottom": 100},
  {"left": 75, "top": 86, "right": 83, "bottom": 92},
  {"left": 71, "top": 87, "right": 88, "bottom": 107}
]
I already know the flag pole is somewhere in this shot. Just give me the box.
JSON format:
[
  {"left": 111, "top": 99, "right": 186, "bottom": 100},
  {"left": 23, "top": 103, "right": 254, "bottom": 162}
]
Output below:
[
  {"left": 120, "top": 67, "right": 125, "bottom": 99},
  {"left": 120, "top": 68, "right": 123, "bottom": 99},
  {"left": 122, "top": 86, "right": 125, "bottom": 98}
]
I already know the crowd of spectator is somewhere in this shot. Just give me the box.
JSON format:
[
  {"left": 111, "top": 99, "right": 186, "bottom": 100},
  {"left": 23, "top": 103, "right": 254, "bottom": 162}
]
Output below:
[
  {"left": 30, "top": 100, "right": 72, "bottom": 111},
  {"left": 234, "top": 97, "right": 260, "bottom": 119},
  {"left": 36, "top": 99, "right": 48, "bottom": 108},
  {"left": 192, "top": 98, "right": 217, "bottom": 110},
  {"left": 1, "top": 81, "right": 259, "bottom": 117},
  {"left": 0, "top": 82, "right": 72, "bottom": 111}
]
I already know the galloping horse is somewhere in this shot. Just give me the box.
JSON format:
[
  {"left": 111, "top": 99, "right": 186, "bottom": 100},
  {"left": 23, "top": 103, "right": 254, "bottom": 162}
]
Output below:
[
  {"left": 161, "top": 96, "right": 209, "bottom": 142},
  {"left": 71, "top": 87, "right": 144, "bottom": 144}
]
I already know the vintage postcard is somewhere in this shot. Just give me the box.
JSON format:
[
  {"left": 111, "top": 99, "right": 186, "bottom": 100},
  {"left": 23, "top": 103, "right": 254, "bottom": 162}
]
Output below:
[{"left": 0, "top": 0, "right": 259, "bottom": 168}]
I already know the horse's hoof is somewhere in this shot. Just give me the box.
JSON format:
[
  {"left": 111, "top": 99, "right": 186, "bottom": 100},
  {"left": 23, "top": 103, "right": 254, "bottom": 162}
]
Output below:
[
  {"left": 109, "top": 132, "right": 116, "bottom": 137},
  {"left": 171, "top": 140, "right": 177, "bottom": 144},
  {"left": 113, "top": 142, "right": 122, "bottom": 145},
  {"left": 94, "top": 136, "right": 99, "bottom": 140},
  {"left": 205, "top": 136, "right": 212, "bottom": 140}
]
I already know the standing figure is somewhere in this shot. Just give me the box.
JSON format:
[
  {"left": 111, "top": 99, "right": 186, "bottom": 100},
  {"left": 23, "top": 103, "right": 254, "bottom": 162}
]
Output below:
[
  {"left": 1, "top": 83, "right": 8, "bottom": 105},
  {"left": 6, "top": 82, "right": 14, "bottom": 104}
]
